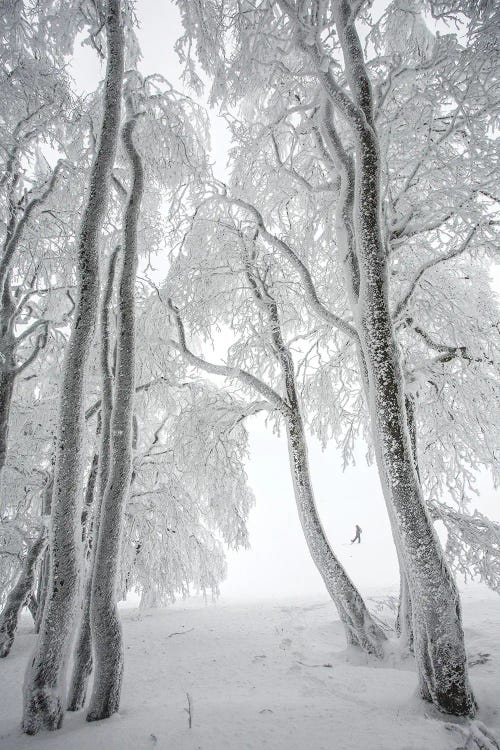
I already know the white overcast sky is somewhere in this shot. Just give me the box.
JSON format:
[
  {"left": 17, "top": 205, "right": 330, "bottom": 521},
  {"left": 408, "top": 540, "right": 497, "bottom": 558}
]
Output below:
[{"left": 72, "top": 1, "right": 499, "bottom": 602}]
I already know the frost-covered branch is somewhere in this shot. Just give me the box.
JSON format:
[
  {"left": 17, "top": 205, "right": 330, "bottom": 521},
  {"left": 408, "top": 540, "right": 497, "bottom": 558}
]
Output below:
[
  {"left": 392, "top": 224, "right": 480, "bottom": 321},
  {"left": 217, "top": 194, "right": 359, "bottom": 342},
  {"left": 167, "top": 298, "right": 288, "bottom": 413}
]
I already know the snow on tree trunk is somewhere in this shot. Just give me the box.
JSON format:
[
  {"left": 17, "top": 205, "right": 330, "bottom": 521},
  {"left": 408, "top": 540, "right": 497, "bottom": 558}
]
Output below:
[
  {"left": 353, "top": 132, "right": 473, "bottom": 713},
  {"left": 0, "top": 366, "right": 14, "bottom": 482},
  {"left": 34, "top": 550, "right": 48, "bottom": 636},
  {"left": 66, "top": 576, "right": 93, "bottom": 712},
  {"left": 87, "top": 100, "right": 143, "bottom": 722},
  {"left": 34, "top": 475, "right": 53, "bottom": 635},
  {"left": 285, "top": 407, "right": 386, "bottom": 656},
  {"left": 0, "top": 285, "right": 16, "bottom": 484},
  {"left": 248, "top": 270, "right": 386, "bottom": 657},
  {"left": 21, "top": 1, "right": 124, "bottom": 734},
  {"left": 0, "top": 530, "right": 47, "bottom": 658},
  {"left": 328, "top": 0, "right": 475, "bottom": 716},
  {"left": 66, "top": 449, "right": 103, "bottom": 711},
  {"left": 395, "top": 564, "right": 413, "bottom": 652},
  {"left": 67, "top": 251, "right": 119, "bottom": 712}
]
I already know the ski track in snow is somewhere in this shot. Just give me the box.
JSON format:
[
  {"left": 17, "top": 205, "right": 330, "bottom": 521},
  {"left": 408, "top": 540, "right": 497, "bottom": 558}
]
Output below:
[{"left": 0, "top": 590, "right": 498, "bottom": 750}]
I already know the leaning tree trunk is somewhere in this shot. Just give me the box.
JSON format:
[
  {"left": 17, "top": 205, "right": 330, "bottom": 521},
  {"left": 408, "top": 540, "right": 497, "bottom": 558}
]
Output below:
[
  {"left": 393, "top": 395, "right": 419, "bottom": 651},
  {"left": 21, "top": 0, "right": 124, "bottom": 734},
  {"left": 328, "top": 0, "right": 474, "bottom": 717},
  {"left": 285, "top": 405, "right": 387, "bottom": 655},
  {"left": 246, "top": 267, "right": 386, "bottom": 656},
  {"left": 354, "top": 105, "right": 473, "bottom": 718},
  {"left": 0, "top": 530, "right": 47, "bottom": 658},
  {"left": 87, "top": 101, "right": 143, "bottom": 721},
  {"left": 67, "top": 250, "right": 119, "bottom": 712}
]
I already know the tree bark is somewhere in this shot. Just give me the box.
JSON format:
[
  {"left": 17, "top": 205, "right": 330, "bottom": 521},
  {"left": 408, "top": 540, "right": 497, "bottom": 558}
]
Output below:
[
  {"left": 0, "top": 530, "right": 47, "bottom": 658},
  {"left": 395, "top": 564, "right": 413, "bottom": 652},
  {"left": 285, "top": 406, "right": 386, "bottom": 655},
  {"left": 67, "top": 251, "right": 119, "bottom": 712},
  {"left": 21, "top": 0, "right": 124, "bottom": 734},
  {"left": 326, "top": 0, "right": 475, "bottom": 716},
  {"left": 34, "top": 474, "right": 53, "bottom": 635},
  {"left": 246, "top": 265, "right": 386, "bottom": 656},
  {"left": 87, "top": 100, "right": 143, "bottom": 721},
  {"left": 0, "top": 281, "right": 17, "bottom": 485}
]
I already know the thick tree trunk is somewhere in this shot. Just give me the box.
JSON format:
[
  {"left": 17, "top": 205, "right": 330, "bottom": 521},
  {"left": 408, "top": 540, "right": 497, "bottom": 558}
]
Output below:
[
  {"left": 0, "top": 530, "right": 47, "bottom": 658},
  {"left": 354, "top": 136, "right": 473, "bottom": 712},
  {"left": 297, "top": 0, "right": 475, "bottom": 715},
  {"left": 87, "top": 103, "right": 143, "bottom": 721},
  {"left": 329, "top": 0, "right": 474, "bottom": 715},
  {"left": 21, "top": 1, "right": 124, "bottom": 734},
  {"left": 67, "top": 252, "right": 119, "bottom": 712}
]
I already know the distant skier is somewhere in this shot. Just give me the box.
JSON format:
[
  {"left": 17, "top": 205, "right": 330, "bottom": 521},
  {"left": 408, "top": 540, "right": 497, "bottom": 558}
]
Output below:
[{"left": 351, "top": 524, "right": 362, "bottom": 544}]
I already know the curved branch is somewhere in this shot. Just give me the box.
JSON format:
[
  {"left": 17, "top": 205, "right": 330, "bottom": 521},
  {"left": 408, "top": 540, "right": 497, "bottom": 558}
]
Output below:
[
  {"left": 0, "top": 161, "right": 65, "bottom": 296},
  {"left": 392, "top": 224, "right": 480, "bottom": 321},
  {"left": 167, "top": 298, "right": 289, "bottom": 414},
  {"left": 218, "top": 195, "right": 359, "bottom": 343},
  {"left": 13, "top": 323, "right": 48, "bottom": 375}
]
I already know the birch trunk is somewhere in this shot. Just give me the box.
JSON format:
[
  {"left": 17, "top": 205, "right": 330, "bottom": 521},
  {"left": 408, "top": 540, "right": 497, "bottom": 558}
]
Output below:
[
  {"left": 328, "top": 0, "right": 475, "bottom": 716},
  {"left": 87, "top": 103, "right": 143, "bottom": 721},
  {"left": 21, "top": 0, "right": 124, "bottom": 733},
  {"left": 0, "top": 530, "right": 47, "bottom": 658},
  {"left": 67, "top": 251, "right": 119, "bottom": 712}
]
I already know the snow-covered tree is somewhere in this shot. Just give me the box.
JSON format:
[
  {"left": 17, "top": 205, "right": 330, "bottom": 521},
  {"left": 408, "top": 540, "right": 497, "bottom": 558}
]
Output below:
[
  {"left": 22, "top": 0, "right": 125, "bottom": 733},
  {"left": 172, "top": 0, "right": 500, "bottom": 716},
  {"left": 166, "top": 203, "right": 386, "bottom": 655}
]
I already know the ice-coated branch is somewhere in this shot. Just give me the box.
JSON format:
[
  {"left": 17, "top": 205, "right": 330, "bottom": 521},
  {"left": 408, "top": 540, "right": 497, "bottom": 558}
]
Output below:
[
  {"left": 217, "top": 194, "right": 359, "bottom": 343},
  {"left": 392, "top": 224, "right": 480, "bottom": 322},
  {"left": 12, "top": 322, "right": 49, "bottom": 375},
  {"left": 0, "top": 160, "right": 65, "bottom": 298},
  {"left": 167, "top": 298, "right": 288, "bottom": 414},
  {"left": 276, "top": 0, "right": 364, "bottom": 129},
  {"left": 84, "top": 376, "right": 179, "bottom": 422},
  {"left": 270, "top": 133, "right": 336, "bottom": 194}
]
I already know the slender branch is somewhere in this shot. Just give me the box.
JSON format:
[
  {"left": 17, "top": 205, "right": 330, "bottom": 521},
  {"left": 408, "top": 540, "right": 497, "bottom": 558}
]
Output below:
[
  {"left": 392, "top": 224, "right": 480, "bottom": 321},
  {"left": 0, "top": 161, "right": 65, "bottom": 295},
  {"left": 12, "top": 323, "right": 48, "bottom": 375},
  {"left": 167, "top": 298, "right": 289, "bottom": 414},
  {"left": 84, "top": 376, "right": 177, "bottom": 422},
  {"left": 218, "top": 194, "right": 359, "bottom": 342},
  {"left": 14, "top": 319, "right": 48, "bottom": 346}
]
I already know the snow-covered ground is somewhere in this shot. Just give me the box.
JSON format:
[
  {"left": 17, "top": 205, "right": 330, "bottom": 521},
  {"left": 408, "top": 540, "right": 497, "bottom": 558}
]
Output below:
[{"left": 0, "top": 588, "right": 498, "bottom": 750}]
